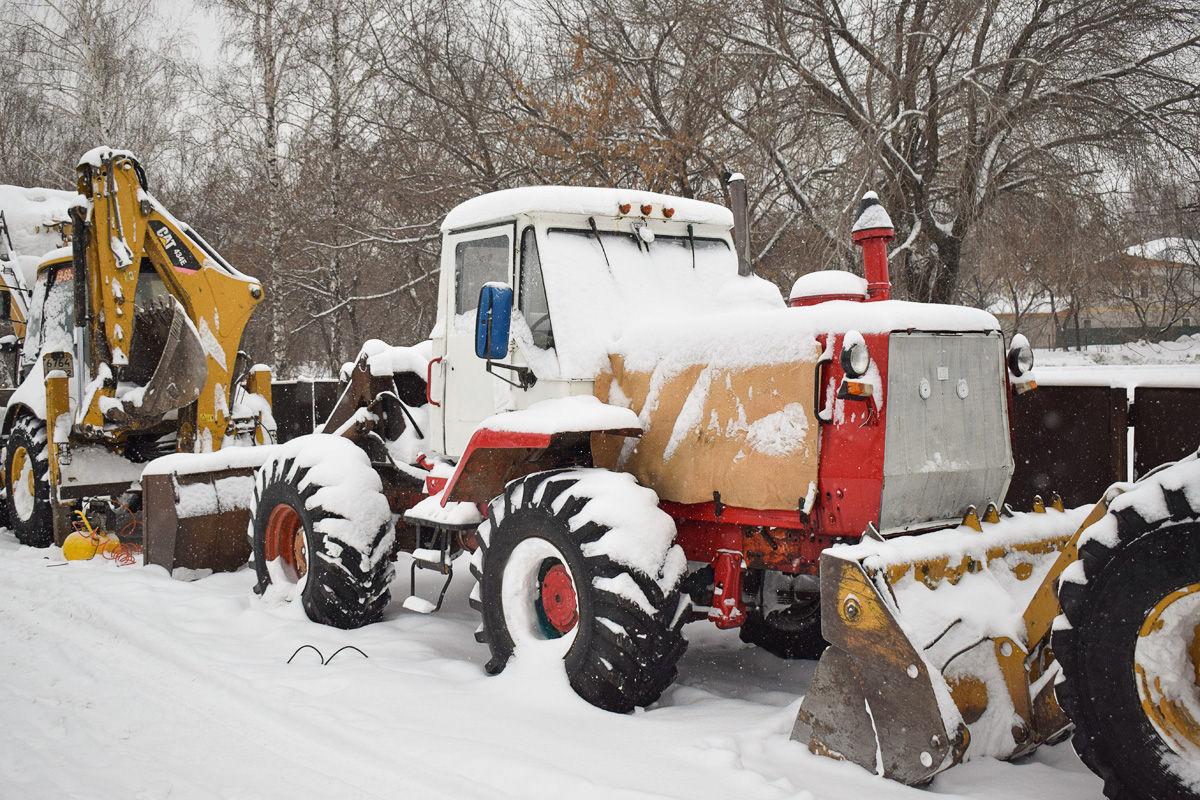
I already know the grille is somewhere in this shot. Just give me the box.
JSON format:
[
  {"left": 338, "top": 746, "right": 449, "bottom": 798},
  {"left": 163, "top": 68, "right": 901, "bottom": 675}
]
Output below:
[{"left": 879, "top": 331, "right": 1013, "bottom": 533}]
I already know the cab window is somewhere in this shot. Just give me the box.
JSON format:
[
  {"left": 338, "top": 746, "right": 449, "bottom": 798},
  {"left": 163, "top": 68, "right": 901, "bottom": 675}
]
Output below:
[
  {"left": 518, "top": 227, "right": 554, "bottom": 350},
  {"left": 454, "top": 235, "right": 510, "bottom": 318}
]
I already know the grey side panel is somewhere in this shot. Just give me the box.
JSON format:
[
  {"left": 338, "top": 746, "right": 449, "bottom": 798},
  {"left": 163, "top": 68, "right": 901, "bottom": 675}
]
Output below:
[{"left": 880, "top": 332, "right": 1013, "bottom": 532}]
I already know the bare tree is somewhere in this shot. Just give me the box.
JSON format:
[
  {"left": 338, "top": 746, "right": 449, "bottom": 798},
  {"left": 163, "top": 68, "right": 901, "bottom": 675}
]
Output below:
[
  {"left": 732, "top": 0, "right": 1200, "bottom": 303},
  {"left": 1, "top": 0, "right": 188, "bottom": 185},
  {"left": 203, "top": 0, "right": 311, "bottom": 374}
]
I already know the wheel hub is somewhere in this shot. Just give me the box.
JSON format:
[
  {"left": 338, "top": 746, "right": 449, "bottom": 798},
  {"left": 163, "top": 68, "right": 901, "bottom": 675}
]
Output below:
[
  {"left": 538, "top": 560, "right": 578, "bottom": 636},
  {"left": 1135, "top": 581, "right": 1200, "bottom": 757},
  {"left": 264, "top": 504, "right": 306, "bottom": 583}
]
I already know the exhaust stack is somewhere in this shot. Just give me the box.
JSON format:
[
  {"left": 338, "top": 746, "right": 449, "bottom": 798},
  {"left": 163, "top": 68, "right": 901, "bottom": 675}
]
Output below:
[
  {"left": 727, "top": 173, "right": 751, "bottom": 277},
  {"left": 852, "top": 192, "right": 895, "bottom": 301}
]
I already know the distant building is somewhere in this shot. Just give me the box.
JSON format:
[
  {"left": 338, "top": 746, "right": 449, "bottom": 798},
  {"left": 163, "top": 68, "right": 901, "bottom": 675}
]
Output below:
[{"left": 990, "top": 238, "right": 1200, "bottom": 348}]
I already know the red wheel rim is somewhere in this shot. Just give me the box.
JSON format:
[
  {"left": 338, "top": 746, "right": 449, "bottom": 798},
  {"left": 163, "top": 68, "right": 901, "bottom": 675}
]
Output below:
[
  {"left": 539, "top": 562, "right": 578, "bottom": 634},
  {"left": 264, "top": 504, "right": 306, "bottom": 582}
]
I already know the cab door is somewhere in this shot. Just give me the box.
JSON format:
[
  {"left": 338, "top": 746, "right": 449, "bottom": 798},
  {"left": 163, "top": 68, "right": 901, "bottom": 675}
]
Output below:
[{"left": 438, "top": 224, "right": 515, "bottom": 457}]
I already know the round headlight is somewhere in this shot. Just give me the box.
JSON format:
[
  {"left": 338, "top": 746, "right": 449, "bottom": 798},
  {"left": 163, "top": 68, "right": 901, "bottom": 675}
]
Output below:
[
  {"left": 1008, "top": 334, "right": 1034, "bottom": 377},
  {"left": 841, "top": 332, "right": 871, "bottom": 378}
]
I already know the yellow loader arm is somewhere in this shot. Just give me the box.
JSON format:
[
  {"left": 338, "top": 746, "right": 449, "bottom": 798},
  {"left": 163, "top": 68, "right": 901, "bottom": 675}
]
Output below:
[
  {"left": 795, "top": 497, "right": 1105, "bottom": 784},
  {"left": 73, "top": 148, "right": 264, "bottom": 451}
]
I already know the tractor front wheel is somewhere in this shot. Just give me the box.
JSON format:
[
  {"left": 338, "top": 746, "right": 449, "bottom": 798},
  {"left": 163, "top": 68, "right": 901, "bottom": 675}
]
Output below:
[{"left": 472, "top": 468, "right": 688, "bottom": 713}]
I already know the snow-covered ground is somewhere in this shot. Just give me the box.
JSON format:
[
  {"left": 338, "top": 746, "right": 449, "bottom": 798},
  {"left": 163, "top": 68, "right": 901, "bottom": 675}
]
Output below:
[
  {"left": 1037, "top": 335, "right": 1200, "bottom": 368},
  {"left": 0, "top": 530, "right": 1104, "bottom": 800},
  {"left": 1036, "top": 336, "right": 1200, "bottom": 388}
]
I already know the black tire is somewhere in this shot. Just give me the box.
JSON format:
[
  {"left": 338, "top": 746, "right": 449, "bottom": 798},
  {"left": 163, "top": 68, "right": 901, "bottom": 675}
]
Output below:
[
  {"left": 4, "top": 415, "right": 53, "bottom": 547},
  {"left": 1054, "top": 473, "right": 1200, "bottom": 800},
  {"left": 739, "top": 574, "right": 827, "bottom": 660},
  {"left": 472, "top": 468, "right": 688, "bottom": 713},
  {"left": 250, "top": 435, "right": 395, "bottom": 630}
]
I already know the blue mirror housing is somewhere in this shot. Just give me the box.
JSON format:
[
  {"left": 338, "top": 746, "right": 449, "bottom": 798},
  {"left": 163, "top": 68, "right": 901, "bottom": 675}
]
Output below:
[{"left": 475, "top": 283, "right": 513, "bottom": 359}]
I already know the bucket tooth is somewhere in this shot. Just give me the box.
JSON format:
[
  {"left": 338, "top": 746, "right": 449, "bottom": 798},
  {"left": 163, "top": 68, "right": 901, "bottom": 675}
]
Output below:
[
  {"left": 1032, "top": 495, "right": 1046, "bottom": 513},
  {"left": 963, "top": 505, "right": 982, "bottom": 531},
  {"left": 982, "top": 503, "right": 1001, "bottom": 524},
  {"left": 1049, "top": 492, "right": 1064, "bottom": 512}
]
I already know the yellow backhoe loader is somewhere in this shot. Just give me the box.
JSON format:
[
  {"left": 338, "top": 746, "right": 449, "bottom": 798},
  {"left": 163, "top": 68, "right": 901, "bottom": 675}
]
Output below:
[{"left": 1, "top": 147, "right": 271, "bottom": 551}]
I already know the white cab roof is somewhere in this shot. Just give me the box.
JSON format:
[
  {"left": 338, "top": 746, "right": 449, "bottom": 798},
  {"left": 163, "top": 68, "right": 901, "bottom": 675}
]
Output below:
[{"left": 441, "top": 186, "right": 734, "bottom": 232}]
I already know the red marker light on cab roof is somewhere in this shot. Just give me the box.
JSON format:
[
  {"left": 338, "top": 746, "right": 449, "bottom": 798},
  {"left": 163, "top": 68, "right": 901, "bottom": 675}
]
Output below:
[
  {"left": 641, "top": 204, "right": 653, "bottom": 215},
  {"left": 619, "top": 203, "right": 631, "bottom": 214},
  {"left": 663, "top": 207, "right": 675, "bottom": 218}
]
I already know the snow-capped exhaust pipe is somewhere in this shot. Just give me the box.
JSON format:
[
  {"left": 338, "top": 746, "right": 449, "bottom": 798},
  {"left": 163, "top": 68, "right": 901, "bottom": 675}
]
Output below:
[{"left": 727, "top": 173, "right": 751, "bottom": 277}]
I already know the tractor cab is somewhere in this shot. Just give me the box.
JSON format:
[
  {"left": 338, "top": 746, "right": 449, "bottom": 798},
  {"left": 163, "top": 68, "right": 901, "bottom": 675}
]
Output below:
[{"left": 429, "top": 186, "right": 751, "bottom": 457}]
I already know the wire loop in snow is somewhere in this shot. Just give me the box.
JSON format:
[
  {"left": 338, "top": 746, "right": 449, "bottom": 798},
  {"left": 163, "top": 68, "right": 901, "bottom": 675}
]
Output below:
[{"left": 286, "top": 644, "right": 369, "bottom": 665}]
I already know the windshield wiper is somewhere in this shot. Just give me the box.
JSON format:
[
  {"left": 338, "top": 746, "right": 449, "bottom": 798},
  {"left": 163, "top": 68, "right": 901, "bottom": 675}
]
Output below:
[{"left": 588, "top": 217, "right": 610, "bottom": 267}]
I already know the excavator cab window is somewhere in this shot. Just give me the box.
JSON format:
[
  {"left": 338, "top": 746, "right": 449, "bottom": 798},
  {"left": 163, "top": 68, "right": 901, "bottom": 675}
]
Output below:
[
  {"left": 518, "top": 227, "right": 554, "bottom": 351},
  {"left": 21, "top": 265, "right": 73, "bottom": 372}
]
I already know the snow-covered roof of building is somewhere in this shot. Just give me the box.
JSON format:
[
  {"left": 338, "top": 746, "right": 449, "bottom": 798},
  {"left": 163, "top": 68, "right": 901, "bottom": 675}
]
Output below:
[
  {"left": 1125, "top": 237, "right": 1200, "bottom": 265},
  {"left": 441, "top": 186, "right": 734, "bottom": 232}
]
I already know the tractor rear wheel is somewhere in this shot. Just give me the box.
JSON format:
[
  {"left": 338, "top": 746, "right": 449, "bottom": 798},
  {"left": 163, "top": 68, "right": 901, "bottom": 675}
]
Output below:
[
  {"left": 1055, "top": 485, "right": 1200, "bottom": 799},
  {"left": 739, "top": 573, "right": 827, "bottom": 660},
  {"left": 250, "top": 435, "right": 395, "bottom": 629},
  {"left": 472, "top": 468, "right": 688, "bottom": 713},
  {"left": 4, "top": 415, "right": 53, "bottom": 547}
]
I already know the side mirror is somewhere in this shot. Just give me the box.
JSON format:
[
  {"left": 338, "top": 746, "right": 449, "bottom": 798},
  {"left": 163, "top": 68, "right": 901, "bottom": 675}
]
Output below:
[
  {"left": 0, "top": 334, "right": 16, "bottom": 354},
  {"left": 475, "top": 283, "right": 513, "bottom": 360}
]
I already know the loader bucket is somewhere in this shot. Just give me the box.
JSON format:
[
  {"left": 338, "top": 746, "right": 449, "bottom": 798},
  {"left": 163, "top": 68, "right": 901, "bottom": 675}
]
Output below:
[
  {"left": 113, "top": 298, "right": 208, "bottom": 425},
  {"left": 795, "top": 502, "right": 1104, "bottom": 784}
]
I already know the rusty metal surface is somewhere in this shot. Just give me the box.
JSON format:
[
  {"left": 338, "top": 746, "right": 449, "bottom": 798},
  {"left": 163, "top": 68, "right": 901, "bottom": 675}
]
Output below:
[
  {"left": 1009, "top": 386, "right": 1126, "bottom": 509},
  {"left": 143, "top": 470, "right": 254, "bottom": 575}
]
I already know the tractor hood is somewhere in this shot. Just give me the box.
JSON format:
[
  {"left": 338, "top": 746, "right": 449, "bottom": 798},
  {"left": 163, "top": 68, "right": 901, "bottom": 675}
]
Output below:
[{"left": 594, "top": 300, "right": 1002, "bottom": 513}]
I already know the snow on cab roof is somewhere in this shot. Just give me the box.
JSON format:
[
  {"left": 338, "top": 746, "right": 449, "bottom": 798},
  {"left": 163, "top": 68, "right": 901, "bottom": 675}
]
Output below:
[{"left": 441, "top": 186, "right": 734, "bottom": 232}]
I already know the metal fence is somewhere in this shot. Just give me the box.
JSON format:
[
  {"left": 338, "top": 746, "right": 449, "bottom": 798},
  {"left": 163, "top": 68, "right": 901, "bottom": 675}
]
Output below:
[
  {"left": 1009, "top": 384, "right": 1200, "bottom": 509},
  {"left": 270, "top": 379, "right": 341, "bottom": 443}
]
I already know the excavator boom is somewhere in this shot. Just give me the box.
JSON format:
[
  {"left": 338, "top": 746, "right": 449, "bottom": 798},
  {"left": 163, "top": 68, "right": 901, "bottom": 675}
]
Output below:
[{"left": 73, "top": 147, "right": 264, "bottom": 450}]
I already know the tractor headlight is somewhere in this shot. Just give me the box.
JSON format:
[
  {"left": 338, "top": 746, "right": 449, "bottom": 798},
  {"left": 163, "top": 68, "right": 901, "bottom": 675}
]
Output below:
[
  {"left": 841, "top": 331, "right": 871, "bottom": 378},
  {"left": 1007, "top": 334, "right": 1034, "bottom": 378}
]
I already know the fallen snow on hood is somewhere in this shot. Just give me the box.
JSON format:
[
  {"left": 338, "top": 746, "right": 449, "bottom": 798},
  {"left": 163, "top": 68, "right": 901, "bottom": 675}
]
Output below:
[{"left": 789, "top": 270, "right": 868, "bottom": 302}]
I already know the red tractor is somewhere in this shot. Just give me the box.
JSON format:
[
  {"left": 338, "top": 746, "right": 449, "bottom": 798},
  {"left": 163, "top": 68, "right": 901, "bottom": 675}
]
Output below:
[{"left": 239, "top": 182, "right": 1030, "bottom": 714}]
